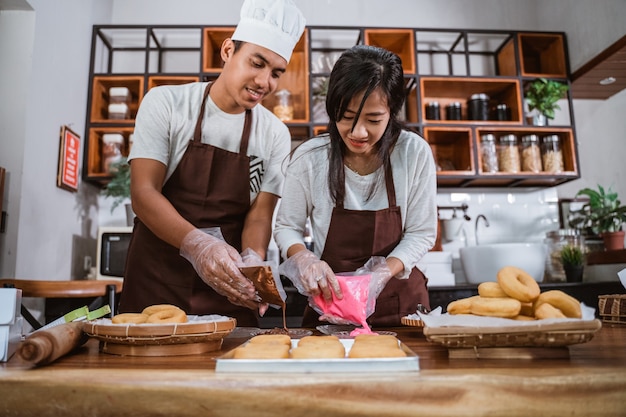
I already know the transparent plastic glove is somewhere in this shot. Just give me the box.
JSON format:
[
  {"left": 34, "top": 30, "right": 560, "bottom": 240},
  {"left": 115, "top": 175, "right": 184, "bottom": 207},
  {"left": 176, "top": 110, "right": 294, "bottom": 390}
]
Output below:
[
  {"left": 278, "top": 249, "right": 342, "bottom": 300},
  {"left": 355, "top": 256, "right": 393, "bottom": 314},
  {"left": 180, "top": 229, "right": 258, "bottom": 310},
  {"left": 318, "top": 312, "right": 355, "bottom": 325},
  {"left": 239, "top": 248, "right": 265, "bottom": 267}
]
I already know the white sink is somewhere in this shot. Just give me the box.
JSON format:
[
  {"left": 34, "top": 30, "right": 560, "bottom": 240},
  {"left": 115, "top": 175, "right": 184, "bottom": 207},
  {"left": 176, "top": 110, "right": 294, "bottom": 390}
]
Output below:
[{"left": 460, "top": 243, "right": 547, "bottom": 284}]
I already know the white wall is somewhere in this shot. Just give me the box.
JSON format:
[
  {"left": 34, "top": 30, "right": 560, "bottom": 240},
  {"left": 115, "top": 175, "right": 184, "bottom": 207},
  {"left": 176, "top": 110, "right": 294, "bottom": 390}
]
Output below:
[{"left": 0, "top": 0, "right": 624, "bottom": 282}]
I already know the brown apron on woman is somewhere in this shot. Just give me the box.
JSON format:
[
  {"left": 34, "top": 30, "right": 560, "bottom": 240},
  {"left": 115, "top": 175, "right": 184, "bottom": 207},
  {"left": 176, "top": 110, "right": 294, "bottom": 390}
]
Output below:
[
  {"left": 118, "top": 83, "right": 259, "bottom": 326},
  {"left": 301, "top": 164, "right": 430, "bottom": 328}
]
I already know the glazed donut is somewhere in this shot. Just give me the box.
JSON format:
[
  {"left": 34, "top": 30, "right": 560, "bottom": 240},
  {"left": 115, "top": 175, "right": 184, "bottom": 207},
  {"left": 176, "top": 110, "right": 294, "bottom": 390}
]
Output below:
[
  {"left": 533, "top": 290, "right": 582, "bottom": 319},
  {"left": 111, "top": 313, "right": 149, "bottom": 324},
  {"left": 142, "top": 304, "right": 183, "bottom": 316},
  {"left": 469, "top": 296, "right": 521, "bottom": 318},
  {"left": 447, "top": 296, "right": 479, "bottom": 315},
  {"left": 477, "top": 282, "right": 508, "bottom": 298},
  {"left": 146, "top": 308, "right": 188, "bottom": 324},
  {"left": 496, "top": 266, "right": 540, "bottom": 303},
  {"left": 534, "top": 302, "right": 566, "bottom": 320}
]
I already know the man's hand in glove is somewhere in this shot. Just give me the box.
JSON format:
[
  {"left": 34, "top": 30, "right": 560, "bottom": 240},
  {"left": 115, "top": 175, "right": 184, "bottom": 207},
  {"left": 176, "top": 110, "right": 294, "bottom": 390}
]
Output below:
[{"left": 180, "top": 229, "right": 259, "bottom": 310}]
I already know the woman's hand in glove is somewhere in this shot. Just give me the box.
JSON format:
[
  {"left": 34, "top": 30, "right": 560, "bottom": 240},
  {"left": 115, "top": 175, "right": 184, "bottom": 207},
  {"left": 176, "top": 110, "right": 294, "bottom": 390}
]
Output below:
[
  {"left": 180, "top": 229, "right": 258, "bottom": 310},
  {"left": 356, "top": 256, "right": 394, "bottom": 300},
  {"left": 280, "top": 249, "right": 342, "bottom": 301}
]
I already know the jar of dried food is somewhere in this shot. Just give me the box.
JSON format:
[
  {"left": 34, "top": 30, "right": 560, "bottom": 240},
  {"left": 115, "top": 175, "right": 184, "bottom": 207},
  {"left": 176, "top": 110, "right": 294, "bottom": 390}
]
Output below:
[
  {"left": 495, "top": 103, "right": 511, "bottom": 121},
  {"left": 273, "top": 89, "right": 293, "bottom": 121},
  {"left": 541, "top": 135, "right": 564, "bottom": 173},
  {"left": 480, "top": 134, "right": 498, "bottom": 173},
  {"left": 520, "top": 134, "right": 542, "bottom": 172},
  {"left": 102, "top": 133, "right": 125, "bottom": 174},
  {"left": 497, "top": 134, "right": 520, "bottom": 172}
]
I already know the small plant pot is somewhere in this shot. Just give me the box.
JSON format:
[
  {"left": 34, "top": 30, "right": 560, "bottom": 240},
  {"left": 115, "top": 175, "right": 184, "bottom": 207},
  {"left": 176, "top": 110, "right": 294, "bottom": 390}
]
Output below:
[
  {"left": 563, "top": 264, "right": 584, "bottom": 283},
  {"left": 602, "top": 231, "right": 625, "bottom": 251}
]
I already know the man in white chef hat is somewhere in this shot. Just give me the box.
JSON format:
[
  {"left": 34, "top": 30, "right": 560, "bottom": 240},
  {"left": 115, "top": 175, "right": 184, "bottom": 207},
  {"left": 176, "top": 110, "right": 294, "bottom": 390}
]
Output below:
[{"left": 118, "top": 0, "right": 306, "bottom": 327}]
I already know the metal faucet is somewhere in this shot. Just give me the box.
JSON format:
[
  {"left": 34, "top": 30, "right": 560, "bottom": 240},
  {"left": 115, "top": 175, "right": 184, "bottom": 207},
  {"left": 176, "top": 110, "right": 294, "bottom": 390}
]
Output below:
[{"left": 475, "top": 214, "right": 490, "bottom": 246}]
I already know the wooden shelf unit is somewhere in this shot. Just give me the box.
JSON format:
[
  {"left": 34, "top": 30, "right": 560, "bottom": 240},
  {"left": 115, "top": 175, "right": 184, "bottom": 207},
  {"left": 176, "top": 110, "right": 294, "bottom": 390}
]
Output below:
[{"left": 83, "top": 25, "right": 578, "bottom": 188}]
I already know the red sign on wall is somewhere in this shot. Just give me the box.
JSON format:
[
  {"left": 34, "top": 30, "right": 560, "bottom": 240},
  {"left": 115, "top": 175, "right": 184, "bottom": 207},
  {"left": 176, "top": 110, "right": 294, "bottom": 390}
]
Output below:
[{"left": 57, "top": 126, "right": 80, "bottom": 192}]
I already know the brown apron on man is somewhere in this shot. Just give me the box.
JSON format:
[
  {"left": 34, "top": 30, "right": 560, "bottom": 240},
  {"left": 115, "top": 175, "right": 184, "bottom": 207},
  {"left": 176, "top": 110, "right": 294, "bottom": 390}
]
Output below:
[
  {"left": 302, "top": 163, "right": 430, "bottom": 328},
  {"left": 118, "top": 83, "right": 259, "bottom": 326}
]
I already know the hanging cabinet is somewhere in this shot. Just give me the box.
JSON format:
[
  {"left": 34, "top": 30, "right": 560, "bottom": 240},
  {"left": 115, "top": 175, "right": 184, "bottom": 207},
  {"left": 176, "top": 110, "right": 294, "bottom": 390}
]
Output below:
[{"left": 83, "top": 25, "right": 579, "bottom": 188}]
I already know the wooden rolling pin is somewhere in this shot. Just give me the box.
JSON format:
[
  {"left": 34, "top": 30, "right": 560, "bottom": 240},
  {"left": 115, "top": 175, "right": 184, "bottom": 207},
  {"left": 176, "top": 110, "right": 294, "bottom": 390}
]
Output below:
[{"left": 18, "top": 321, "right": 88, "bottom": 366}]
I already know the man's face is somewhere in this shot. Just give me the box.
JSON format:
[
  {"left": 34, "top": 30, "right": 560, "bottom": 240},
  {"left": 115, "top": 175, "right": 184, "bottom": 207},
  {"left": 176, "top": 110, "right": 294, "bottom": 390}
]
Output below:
[{"left": 219, "top": 40, "right": 288, "bottom": 113}]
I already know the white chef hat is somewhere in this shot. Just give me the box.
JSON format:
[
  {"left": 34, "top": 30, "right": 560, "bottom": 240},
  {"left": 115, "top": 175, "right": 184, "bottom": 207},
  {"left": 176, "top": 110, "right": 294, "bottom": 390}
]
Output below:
[{"left": 231, "top": 0, "right": 306, "bottom": 63}]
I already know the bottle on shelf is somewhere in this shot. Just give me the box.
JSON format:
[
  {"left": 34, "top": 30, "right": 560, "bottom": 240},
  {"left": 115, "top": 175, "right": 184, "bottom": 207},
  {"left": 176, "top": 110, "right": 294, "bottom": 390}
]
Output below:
[{"left": 273, "top": 89, "right": 294, "bottom": 122}]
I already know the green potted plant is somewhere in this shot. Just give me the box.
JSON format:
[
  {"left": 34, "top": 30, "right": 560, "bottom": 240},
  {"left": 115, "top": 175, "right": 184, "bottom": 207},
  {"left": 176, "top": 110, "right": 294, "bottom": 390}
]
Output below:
[
  {"left": 101, "top": 157, "right": 133, "bottom": 225},
  {"left": 560, "top": 244, "right": 585, "bottom": 282},
  {"left": 525, "top": 77, "right": 570, "bottom": 126},
  {"left": 570, "top": 185, "right": 626, "bottom": 250}
]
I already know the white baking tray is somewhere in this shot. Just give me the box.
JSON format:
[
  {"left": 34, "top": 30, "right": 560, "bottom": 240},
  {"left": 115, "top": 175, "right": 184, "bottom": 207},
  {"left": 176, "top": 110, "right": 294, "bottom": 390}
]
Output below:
[{"left": 215, "top": 339, "right": 419, "bottom": 373}]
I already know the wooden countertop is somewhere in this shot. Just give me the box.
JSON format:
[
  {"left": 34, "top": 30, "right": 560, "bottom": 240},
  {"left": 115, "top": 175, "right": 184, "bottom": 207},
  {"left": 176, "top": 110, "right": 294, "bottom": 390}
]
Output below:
[{"left": 2, "top": 324, "right": 626, "bottom": 416}]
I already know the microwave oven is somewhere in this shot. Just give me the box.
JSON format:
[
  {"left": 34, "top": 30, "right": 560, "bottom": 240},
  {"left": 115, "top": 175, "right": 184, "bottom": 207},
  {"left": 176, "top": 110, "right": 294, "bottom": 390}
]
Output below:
[{"left": 96, "top": 226, "right": 133, "bottom": 280}]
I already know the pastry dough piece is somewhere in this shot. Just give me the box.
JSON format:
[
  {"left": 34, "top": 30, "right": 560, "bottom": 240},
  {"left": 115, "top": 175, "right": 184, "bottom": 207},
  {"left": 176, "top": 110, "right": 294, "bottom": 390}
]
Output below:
[
  {"left": 248, "top": 334, "right": 292, "bottom": 345},
  {"left": 297, "top": 335, "right": 341, "bottom": 346},
  {"left": 290, "top": 343, "right": 345, "bottom": 359},
  {"left": 233, "top": 344, "right": 290, "bottom": 359}
]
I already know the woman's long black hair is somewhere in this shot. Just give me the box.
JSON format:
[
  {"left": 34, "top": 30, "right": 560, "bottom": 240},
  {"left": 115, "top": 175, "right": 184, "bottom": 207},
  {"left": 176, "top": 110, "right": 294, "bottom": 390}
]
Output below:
[{"left": 325, "top": 44, "right": 406, "bottom": 204}]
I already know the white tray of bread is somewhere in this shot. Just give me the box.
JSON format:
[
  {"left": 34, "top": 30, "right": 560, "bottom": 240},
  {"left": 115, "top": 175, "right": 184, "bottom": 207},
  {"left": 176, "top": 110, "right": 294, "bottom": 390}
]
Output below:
[{"left": 216, "top": 334, "right": 419, "bottom": 373}]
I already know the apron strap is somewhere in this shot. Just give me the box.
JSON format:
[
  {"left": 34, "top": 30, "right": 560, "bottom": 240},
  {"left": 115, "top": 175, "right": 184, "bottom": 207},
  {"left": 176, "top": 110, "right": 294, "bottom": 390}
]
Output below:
[{"left": 192, "top": 82, "right": 252, "bottom": 155}]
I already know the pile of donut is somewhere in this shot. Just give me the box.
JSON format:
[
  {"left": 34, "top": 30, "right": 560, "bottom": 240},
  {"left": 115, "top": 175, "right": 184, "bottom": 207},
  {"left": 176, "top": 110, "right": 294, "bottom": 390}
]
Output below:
[
  {"left": 448, "top": 266, "right": 582, "bottom": 320},
  {"left": 111, "top": 304, "right": 188, "bottom": 324}
]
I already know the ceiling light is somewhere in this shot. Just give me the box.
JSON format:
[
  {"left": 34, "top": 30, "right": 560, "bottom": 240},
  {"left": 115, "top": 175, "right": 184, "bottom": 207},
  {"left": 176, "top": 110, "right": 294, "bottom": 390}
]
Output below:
[{"left": 599, "top": 77, "right": 616, "bottom": 85}]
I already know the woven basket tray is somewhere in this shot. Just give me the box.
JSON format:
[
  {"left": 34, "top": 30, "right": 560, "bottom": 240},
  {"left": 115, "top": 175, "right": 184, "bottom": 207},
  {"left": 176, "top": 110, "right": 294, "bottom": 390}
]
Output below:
[
  {"left": 423, "top": 319, "right": 602, "bottom": 348},
  {"left": 598, "top": 294, "right": 626, "bottom": 324}
]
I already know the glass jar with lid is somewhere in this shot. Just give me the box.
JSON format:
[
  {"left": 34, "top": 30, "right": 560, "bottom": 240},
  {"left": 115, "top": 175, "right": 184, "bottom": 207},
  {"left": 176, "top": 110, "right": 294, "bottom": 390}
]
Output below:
[
  {"left": 497, "top": 134, "right": 520, "bottom": 172},
  {"left": 102, "top": 133, "right": 125, "bottom": 174},
  {"left": 480, "top": 134, "right": 498, "bottom": 173},
  {"left": 541, "top": 135, "right": 564, "bottom": 173},
  {"left": 520, "top": 134, "right": 542, "bottom": 172},
  {"left": 544, "top": 229, "right": 585, "bottom": 283},
  {"left": 273, "top": 89, "right": 294, "bottom": 121}
]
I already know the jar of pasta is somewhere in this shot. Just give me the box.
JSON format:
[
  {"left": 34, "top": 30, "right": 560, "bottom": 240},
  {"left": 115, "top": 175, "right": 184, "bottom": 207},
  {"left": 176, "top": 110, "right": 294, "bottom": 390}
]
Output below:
[
  {"left": 541, "top": 135, "right": 564, "bottom": 173},
  {"left": 520, "top": 134, "right": 542, "bottom": 172},
  {"left": 273, "top": 89, "right": 294, "bottom": 121},
  {"left": 497, "top": 134, "right": 520, "bottom": 173},
  {"left": 480, "top": 134, "right": 498, "bottom": 173}
]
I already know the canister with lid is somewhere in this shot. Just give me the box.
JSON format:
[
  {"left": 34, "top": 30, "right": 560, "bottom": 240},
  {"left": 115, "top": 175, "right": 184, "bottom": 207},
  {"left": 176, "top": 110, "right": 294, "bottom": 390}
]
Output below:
[
  {"left": 425, "top": 102, "right": 441, "bottom": 120},
  {"left": 495, "top": 103, "right": 511, "bottom": 121},
  {"left": 480, "top": 134, "right": 498, "bottom": 173},
  {"left": 467, "top": 93, "right": 490, "bottom": 120},
  {"left": 497, "top": 134, "right": 520, "bottom": 172},
  {"left": 102, "top": 133, "right": 125, "bottom": 174},
  {"left": 445, "top": 102, "right": 462, "bottom": 120},
  {"left": 541, "top": 135, "right": 564, "bottom": 173},
  {"left": 520, "top": 134, "right": 542, "bottom": 172}
]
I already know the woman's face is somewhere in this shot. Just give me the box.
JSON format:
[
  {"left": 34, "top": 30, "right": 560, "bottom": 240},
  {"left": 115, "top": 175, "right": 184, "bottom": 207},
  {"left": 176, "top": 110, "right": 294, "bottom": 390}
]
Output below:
[{"left": 336, "top": 88, "right": 390, "bottom": 157}]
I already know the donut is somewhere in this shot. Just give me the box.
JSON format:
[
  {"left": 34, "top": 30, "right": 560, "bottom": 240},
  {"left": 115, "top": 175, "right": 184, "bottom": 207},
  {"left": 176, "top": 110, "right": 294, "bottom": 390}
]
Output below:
[
  {"left": 496, "top": 266, "right": 540, "bottom": 303},
  {"left": 477, "top": 282, "right": 508, "bottom": 298},
  {"left": 233, "top": 344, "right": 290, "bottom": 359},
  {"left": 534, "top": 302, "right": 566, "bottom": 320},
  {"left": 513, "top": 314, "right": 536, "bottom": 321},
  {"left": 145, "top": 308, "right": 188, "bottom": 324},
  {"left": 141, "top": 304, "right": 183, "bottom": 316},
  {"left": 469, "top": 296, "right": 521, "bottom": 318},
  {"left": 297, "top": 335, "right": 341, "bottom": 346},
  {"left": 111, "top": 313, "right": 149, "bottom": 324},
  {"left": 533, "top": 290, "right": 582, "bottom": 319},
  {"left": 447, "top": 296, "right": 479, "bottom": 315},
  {"left": 348, "top": 344, "right": 406, "bottom": 358}
]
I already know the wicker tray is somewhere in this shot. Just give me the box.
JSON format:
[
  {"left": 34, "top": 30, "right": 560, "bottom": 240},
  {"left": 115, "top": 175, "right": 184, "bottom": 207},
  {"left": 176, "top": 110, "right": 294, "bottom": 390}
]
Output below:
[
  {"left": 423, "top": 319, "right": 602, "bottom": 348},
  {"left": 598, "top": 294, "right": 626, "bottom": 324}
]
